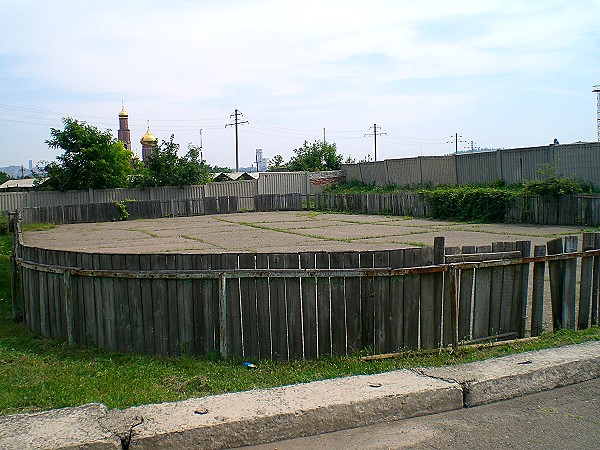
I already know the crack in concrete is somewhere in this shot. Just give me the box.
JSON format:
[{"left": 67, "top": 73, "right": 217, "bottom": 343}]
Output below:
[
  {"left": 411, "top": 368, "right": 475, "bottom": 408},
  {"left": 98, "top": 410, "right": 144, "bottom": 450}
]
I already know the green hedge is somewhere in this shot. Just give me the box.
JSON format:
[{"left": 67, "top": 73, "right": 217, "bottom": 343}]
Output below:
[{"left": 422, "top": 187, "right": 516, "bottom": 223}]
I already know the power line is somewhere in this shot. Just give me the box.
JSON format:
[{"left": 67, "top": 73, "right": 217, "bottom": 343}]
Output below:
[
  {"left": 225, "top": 109, "right": 248, "bottom": 172},
  {"left": 364, "top": 124, "right": 386, "bottom": 161},
  {"left": 447, "top": 133, "right": 467, "bottom": 154}
]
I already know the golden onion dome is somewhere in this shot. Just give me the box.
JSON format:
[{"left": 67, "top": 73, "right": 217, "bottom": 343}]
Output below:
[
  {"left": 118, "top": 105, "right": 128, "bottom": 118},
  {"left": 140, "top": 128, "right": 158, "bottom": 145}
]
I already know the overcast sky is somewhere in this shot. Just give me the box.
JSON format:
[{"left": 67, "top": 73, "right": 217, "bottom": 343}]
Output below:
[{"left": 1, "top": 0, "right": 599, "bottom": 169}]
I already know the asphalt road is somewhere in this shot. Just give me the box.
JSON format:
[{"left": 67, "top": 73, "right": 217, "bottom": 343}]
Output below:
[{"left": 238, "top": 378, "right": 600, "bottom": 450}]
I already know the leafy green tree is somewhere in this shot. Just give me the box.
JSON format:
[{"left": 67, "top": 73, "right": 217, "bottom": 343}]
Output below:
[
  {"left": 287, "top": 140, "right": 343, "bottom": 171},
  {"left": 43, "top": 117, "right": 134, "bottom": 190},
  {"left": 206, "top": 164, "right": 232, "bottom": 173},
  {"left": 267, "top": 154, "right": 287, "bottom": 171},
  {"left": 132, "top": 136, "right": 211, "bottom": 187},
  {"left": 0, "top": 172, "right": 12, "bottom": 185}
]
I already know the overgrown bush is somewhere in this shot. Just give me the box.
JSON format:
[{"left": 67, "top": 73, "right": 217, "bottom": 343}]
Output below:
[
  {"left": 422, "top": 186, "right": 516, "bottom": 223},
  {"left": 0, "top": 214, "right": 8, "bottom": 235}
]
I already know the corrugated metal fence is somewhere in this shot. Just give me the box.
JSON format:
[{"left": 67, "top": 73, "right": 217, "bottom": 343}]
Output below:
[
  {"left": 344, "top": 142, "right": 600, "bottom": 187},
  {"left": 0, "top": 171, "right": 342, "bottom": 213}
]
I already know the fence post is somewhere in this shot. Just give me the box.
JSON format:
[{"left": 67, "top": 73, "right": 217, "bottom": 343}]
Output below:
[
  {"left": 219, "top": 273, "right": 229, "bottom": 357},
  {"left": 562, "top": 236, "right": 578, "bottom": 329},
  {"left": 63, "top": 270, "right": 75, "bottom": 344},
  {"left": 578, "top": 233, "right": 594, "bottom": 330},
  {"left": 517, "top": 241, "right": 531, "bottom": 338},
  {"left": 531, "top": 245, "right": 546, "bottom": 336},
  {"left": 449, "top": 265, "right": 459, "bottom": 348}
]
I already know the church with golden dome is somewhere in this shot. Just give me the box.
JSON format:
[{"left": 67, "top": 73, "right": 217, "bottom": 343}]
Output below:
[{"left": 117, "top": 104, "right": 158, "bottom": 161}]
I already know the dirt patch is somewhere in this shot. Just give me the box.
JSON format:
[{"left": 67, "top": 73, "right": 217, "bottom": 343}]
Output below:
[{"left": 22, "top": 211, "right": 587, "bottom": 254}]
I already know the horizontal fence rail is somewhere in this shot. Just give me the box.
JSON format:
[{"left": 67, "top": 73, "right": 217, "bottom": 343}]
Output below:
[{"left": 12, "top": 209, "right": 600, "bottom": 359}]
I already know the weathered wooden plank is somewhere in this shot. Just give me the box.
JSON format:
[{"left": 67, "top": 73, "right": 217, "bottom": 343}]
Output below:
[
  {"left": 443, "top": 246, "right": 459, "bottom": 346},
  {"left": 91, "top": 253, "right": 107, "bottom": 348},
  {"left": 138, "top": 254, "right": 155, "bottom": 354},
  {"left": 562, "top": 236, "right": 578, "bottom": 330},
  {"left": 255, "top": 253, "right": 271, "bottom": 359},
  {"left": 222, "top": 254, "right": 241, "bottom": 357},
  {"left": 515, "top": 241, "right": 531, "bottom": 337},
  {"left": 165, "top": 254, "right": 179, "bottom": 355},
  {"left": 472, "top": 246, "right": 493, "bottom": 340},
  {"left": 403, "top": 248, "right": 421, "bottom": 349},
  {"left": 176, "top": 254, "right": 194, "bottom": 356},
  {"left": 38, "top": 249, "right": 51, "bottom": 338},
  {"left": 61, "top": 251, "right": 77, "bottom": 344},
  {"left": 79, "top": 253, "right": 97, "bottom": 347},
  {"left": 420, "top": 247, "right": 436, "bottom": 350},
  {"left": 284, "top": 253, "right": 303, "bottom": 359},
  {"left": 499, "top": 242, "right": 517, "bottom": 335},
  {"left": 578, "top": 233, "right": 594, "bottom": 329},
  {"left": 389, "top": 249, "right": 405, "bottom": 352},
  {"left": 488, "top": 242, "right": 506, "bottom": 336},
  {"left": 457, "top": 245, "right": 476, "bottom": 341},
  {"left": 112, "top": 254, "right": 132, "bottom": 353},
  {"left": 98, "top": 253, "right": 117, "bottom": 351},
  {"left": 47, "top": 250, "right": 61, "bottom": 339},
  {"left": 445, "top": 251, "right": 523, "bottom": 263},
  {"left": 300, "top": 252, "right": 317, "bottom": 359},
  {"left": 329, "top": 252, "right": 346, "bottom": 356},
  {"left": 269, "top": 253, "right": 288, "bottom": 359},
  {"left": 359, "top": 251, "right": 374, "bottom": 352},
  {"left": 316, "top": 252, "right": 331, "bottom": 357},
  {"left": 433, "top": 237, "right": 444, "bottom": 347},
  {"left": 547, "top": 238, "right": 564, "bottom": 330},
  {"left": 531, "top": 245, "right": 546, "bottom": 336},
  {"left": 593, "top": 233, "right": 600, "bottom": 326},
  {"left": 239, "top": 253, "right": 259, "bottom": 358},
  {"left": 344, "top": 252, "right": 361, "bottom": 353},
  {"left": 373, "top": 251, "right": 391, "bottom": 353},
  {"left": 125, "top": 254, "right": 145, "bottom": 353},
  {"left": 150, "top": 254, "right": 169, "bottom": 354}
]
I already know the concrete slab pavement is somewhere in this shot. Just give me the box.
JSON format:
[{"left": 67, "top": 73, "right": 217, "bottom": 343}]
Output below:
[{"left": 1, "top": 340, "right": 599, "bottom": 449}]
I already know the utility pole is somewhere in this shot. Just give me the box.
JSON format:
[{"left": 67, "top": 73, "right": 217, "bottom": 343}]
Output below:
[
  {"left": 364, "top": 124, "right": 386, "bottom": 161},
  {"left": 323, "top": 128, "right": 326, "bottom": 142},
  {"left": 593, "top": 85, "right": 600, "bottom": 141},
  {"left": 198, "top": 129, "right": 203, "bottom": 163},
  {"left": 448, "top": 133, "right": 467, "bottom": 154},
  {"left": 225, "top": 109, "right": 248, "bottom": 172}
]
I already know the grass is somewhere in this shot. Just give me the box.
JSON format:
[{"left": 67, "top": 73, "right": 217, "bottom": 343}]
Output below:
[{"left": 1, "top": 232, "right": 599, "bottom": 417}]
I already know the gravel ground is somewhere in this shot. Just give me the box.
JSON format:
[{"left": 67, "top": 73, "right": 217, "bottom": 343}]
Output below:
[{"left": 22, "top": 211, "right": 587, "bottom": 254}]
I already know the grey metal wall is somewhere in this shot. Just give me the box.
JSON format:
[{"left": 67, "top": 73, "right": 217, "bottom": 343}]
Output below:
[
  {"left": 341, "top": 163, "right": 361, "bottom": 182},
  {"left": 500, "top": 146, "right": 551, "bottom": 183},
  {"left": 204, "top": 180, "right": 257, "bottom": 210},
  {"left": 357, "top": 161, "right": 388, "bottom": 185},
  {"left": 0, "top": 172, "right": 333, "bottom": 213},
  {"left": 344, "top": 142, "right": 600, "bottom": 188},
  {"left": 386, "top": 158, "right": 421, "bottom": 185},
  {"left": 554, "top": 143, "right": 600, "bottom": 185},
  {"left": 258, "top": 171, "right": 309, "bottom": 195},
  {"left": 457, "top": 151, "right": 498, "bottom": 184},
  {"left": 421, "top": 155, "right": 456, "bottom": 185}
]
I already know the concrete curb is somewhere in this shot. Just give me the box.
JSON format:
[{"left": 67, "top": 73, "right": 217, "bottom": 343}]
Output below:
[
  {"left": 417, "top": 340, "right": 600, "bottom": 407},
  {"left": 1, "top": 340, "right": 599, "bottom": 449}
]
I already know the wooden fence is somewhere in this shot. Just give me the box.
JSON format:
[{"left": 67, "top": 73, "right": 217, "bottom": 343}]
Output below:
[
  {"left": 12, "top": 211, "right": 600, "bottom": 359},
  {"left": 11, "top": 192, "right": 600, "bottom": 227},
  {"left": 17, "top": 197, "right": 240, "bottom": 225},
  {"left": 314, "top": 193, "right": 600, "bottom": 226}
]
